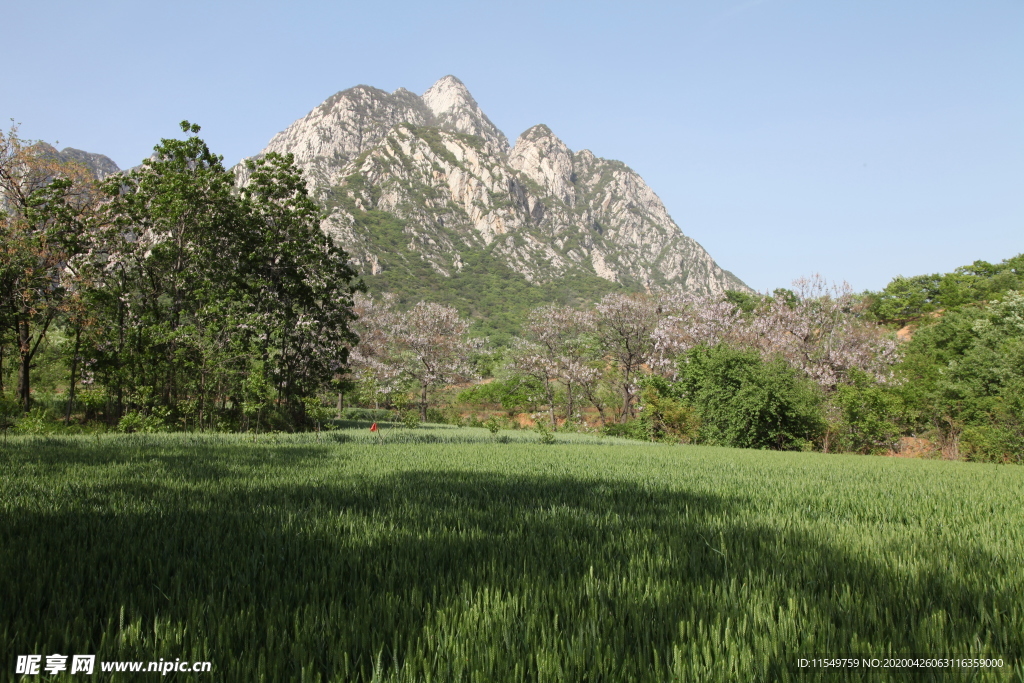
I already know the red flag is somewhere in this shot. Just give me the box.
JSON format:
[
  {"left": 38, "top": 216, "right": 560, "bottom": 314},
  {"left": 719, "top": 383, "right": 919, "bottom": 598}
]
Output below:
[{"left": 370, "top": 422, "right": 378, "bottom": 432}]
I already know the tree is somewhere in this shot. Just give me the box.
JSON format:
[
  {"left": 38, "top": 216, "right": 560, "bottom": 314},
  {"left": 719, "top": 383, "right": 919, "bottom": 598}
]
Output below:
[
  {"left": 93, "top": 121, "right": 244, "bottom": 417},
  {"left": 655, "top": 278, "right": 900, "bottom": 391},
  {"left": 0, "top": 123, "right": 98, "bottom": 410},
  {"left": 239, "top": 151, "right": 361, "bottom": 419},
  {"left": 509, "top": 304, "right": 600, "bottom": 426},
  {"left": 88, "top": 123, "right": 361, "bottom": 428},
  {"left": 351, "top": 294, "right": 478, "bottom": 420},
  {"left": 672, "top": 344, "right": 826, "bottom": 451},
  {"left": 594, "top": 293, "right": 661, "bottom": 422}
]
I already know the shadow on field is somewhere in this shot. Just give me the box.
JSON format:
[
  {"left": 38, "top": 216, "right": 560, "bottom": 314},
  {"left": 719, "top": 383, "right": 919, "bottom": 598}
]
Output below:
[{"left": 1, "top": 465, "right": 1019, "bottom": 681}]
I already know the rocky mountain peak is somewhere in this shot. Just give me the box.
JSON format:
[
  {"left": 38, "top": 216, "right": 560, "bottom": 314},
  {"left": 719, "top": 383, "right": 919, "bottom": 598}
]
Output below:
[
  {"left": 421, "top": 75, "right": 509, "bottom": 155},
  {"left": 248, "top": 75, "right": 748, "bottom": 300}
]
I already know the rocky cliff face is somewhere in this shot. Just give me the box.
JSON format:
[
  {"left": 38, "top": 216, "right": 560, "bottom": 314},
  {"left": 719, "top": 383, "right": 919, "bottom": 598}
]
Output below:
[{"left": 248, "top": 75, "right": 747, "bottom": 296}]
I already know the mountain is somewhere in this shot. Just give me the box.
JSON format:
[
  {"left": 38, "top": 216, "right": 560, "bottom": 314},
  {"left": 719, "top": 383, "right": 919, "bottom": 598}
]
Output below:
[
  {"left": 32, "top": 143, "right": 121, "bottom": 179},
  {"left": 246, "top": 76, "right": 748, "bottom": 332}
]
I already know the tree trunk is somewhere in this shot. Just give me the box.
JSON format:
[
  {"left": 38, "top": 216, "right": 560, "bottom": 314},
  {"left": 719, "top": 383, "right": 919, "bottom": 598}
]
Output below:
[
  {"left": 65, "top": 327, "right": 82, "bottom": 425},
  {"left": 18, "top": 320, "right": 32, "bottom": 412},
  {"left": 421, "top": 383, "right": 428, "bottom": 421},
  {"left": 619, "top": 377, "right": 635, "bottom": 423},
  {"left": 546, "top": 378, "right": 556, "bottom": 430}
]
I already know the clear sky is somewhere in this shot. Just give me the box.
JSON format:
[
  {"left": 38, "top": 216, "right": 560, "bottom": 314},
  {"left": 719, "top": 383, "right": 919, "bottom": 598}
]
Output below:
[{"left": 4, "top": 0, "right": 1021, "bottom": 293}]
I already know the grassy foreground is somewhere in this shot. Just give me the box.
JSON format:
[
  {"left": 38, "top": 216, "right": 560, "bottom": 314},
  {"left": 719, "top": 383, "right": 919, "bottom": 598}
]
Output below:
[{"left": 1, "top": 427, "right": 1022, "bottom": 682}]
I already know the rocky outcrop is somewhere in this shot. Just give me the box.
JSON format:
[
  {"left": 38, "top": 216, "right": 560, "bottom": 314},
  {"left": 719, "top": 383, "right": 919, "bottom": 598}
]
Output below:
[
  {"left": 31, "top": 143, "right": 121, "bottom": 180},
  {"left": 246, "top": 75, "right": 748, "bottom": 296}
]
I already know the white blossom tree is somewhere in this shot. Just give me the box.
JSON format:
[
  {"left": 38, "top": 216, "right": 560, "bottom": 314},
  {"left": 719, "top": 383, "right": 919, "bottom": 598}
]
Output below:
[
  {"left": 593, "top": 293, "right": 662, "bottom": 422},
  {"left": 652, "top": 277, "right": 900, "bottom": 389},
  {"left": 351, "top": 294, "right": 479, "bottom": 419}
]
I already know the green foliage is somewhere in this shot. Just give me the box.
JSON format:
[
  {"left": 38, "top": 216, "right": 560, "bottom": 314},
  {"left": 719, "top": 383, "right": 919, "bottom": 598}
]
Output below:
[
  {"left": 68, "top": 124, "right": 362, "bottom": 430},
  {"left": 401, "top": 410, "right": 420, "bottom": 430},
  {"left": 960, "top": 423, "right": 1024, "bottom": 464},
  {"left": 342, "top": 408, "right": 394, "bottom": 423},
  {"left": 868, "top": 253, "right": 1024, "bottom": 324},
  {"left": 829, "top": 369, "right": 902, "bottom": 454},
  {"left": 483, "top": 416, "right": 501, "bottom": 435},
  {"left": 723, "top": 290, "right": 762, "bottom": 315},
  {"left": 2, "top": 432, "right": 1022, "bottom": 681},
  {"left": 897, "top": 291, "right": 1024, "bottom": 459},
  {"left": 457, "top": 376, "right": 545, "bottom": 416},
  {"left": 673, "top": 345, "right": 826, "bottom": 451},
  {"left": 117, "top": 409, "right": 168, "bottom": 434},
  {"left": 12, "top": 407, "right": 61, "bottom": 435},
  {"left": 867, "top": 273, "right": 944, "bottom": 324},
  {"left": 601, "top": 419, "right": 651, "bottom": 441},
  {"left": 638, "top": 377, "right": 701, "bottom": 443},
  {"left": 535, "top": 418, "right": 556, "bottom": 444}
]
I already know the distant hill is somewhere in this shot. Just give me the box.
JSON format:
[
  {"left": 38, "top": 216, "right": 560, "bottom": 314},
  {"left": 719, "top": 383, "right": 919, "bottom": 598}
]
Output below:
[{"left": 31, "top": 143, "right": 120, "bottom": 180}]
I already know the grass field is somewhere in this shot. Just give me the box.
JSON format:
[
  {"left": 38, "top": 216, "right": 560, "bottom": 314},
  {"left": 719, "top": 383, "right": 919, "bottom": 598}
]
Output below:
[{"left": 1, "top": 426, "right": 1022, "bottom": 681}]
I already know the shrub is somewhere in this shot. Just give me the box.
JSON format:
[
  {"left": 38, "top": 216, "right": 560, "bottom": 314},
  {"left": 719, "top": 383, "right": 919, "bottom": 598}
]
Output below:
[
  {"left": 830, "top": 369, "right": 903, "bottom": 454},
  {"left": 674, "top": 345, "right": 826, "bottom": 451},
  {"left": 535, "top": 419, "right": 556, "bottom": 444},
  {"left": 961, "top": 424, "right": 1024, "bottom": 464},
  {"left": 117, "top": 410, "right": 168, "bottom": 434},
  {"left": 484, "top": 416, "right": 501, "bottom": 435},
  {"left": 601, "top": 420, "right": 650, "bottom": 441}
]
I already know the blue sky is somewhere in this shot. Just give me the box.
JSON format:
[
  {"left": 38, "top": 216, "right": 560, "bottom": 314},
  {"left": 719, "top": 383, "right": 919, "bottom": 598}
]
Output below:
[{"left": 4, "top": 0, "right": 1021, "bottom": 293}]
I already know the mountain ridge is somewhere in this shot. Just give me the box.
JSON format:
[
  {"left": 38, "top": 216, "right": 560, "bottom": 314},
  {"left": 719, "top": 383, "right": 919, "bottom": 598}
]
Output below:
[{"left": 246, "top": 75, "right": 749, "bottom": 300}]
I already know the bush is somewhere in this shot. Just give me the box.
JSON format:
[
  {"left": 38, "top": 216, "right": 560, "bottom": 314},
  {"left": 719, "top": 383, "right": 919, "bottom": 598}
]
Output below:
[
  {"left": 638, "top": 379, "right": 700, "bottom": 443},
  {"left": 117, "top": 410, "right": 168, "bottom": 434},
  {"left": 601, "top": 420, "right": 650, "bottom": 441},
  {"left": 535, "top": 420, "right": 556, "bottom": 444},
  {"left": 961, "top": 424, "right": 1024, "bottom": 464},
  {"left": 401, "top": 410, "right": 420, "bottom": 429},
  {"left": 830, "top": 369, "right": 903, "bottom": 454},
  {"left": 13, "top": 408, "right": 60, "bottom": 435},
  {"left": 484, "top": 416, "right": 501, "bottom": 435},
  {"left": 674, "top": 345, "right": 826, "bottom": 451}
]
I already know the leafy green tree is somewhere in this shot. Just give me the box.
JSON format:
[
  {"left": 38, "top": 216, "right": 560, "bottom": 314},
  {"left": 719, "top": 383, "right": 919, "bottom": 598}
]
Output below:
[
  {"left": 867, "top": 273, "right": 943, "bottom": 324},
  {"left": 829, "top": 369, "right": 902, "bottom": 454},
  {"left": 239, "top": 151, "right": 361, "bottom": 420},
  {"left": 94, "top": 121, "right": 243, "bottom": 416},
  {"left": 672, "top": 345, "right": 825, "bottom": 451},
  {"left": 88, "top": 123, "right": 361, "bottom": 428},
  {"left": 896, "top": 290, "right": 1024, "bottom": 461}
]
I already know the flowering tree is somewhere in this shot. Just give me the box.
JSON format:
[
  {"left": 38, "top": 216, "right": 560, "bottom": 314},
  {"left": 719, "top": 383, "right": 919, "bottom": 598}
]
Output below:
[
  {"left": 759, "top": 276, "right": 900, "bottom": 388},
  {"left": 593, "top": 293, "right": 662, "bottom": 421},
  {"left": 351, "top": 294, "right": 478, "bottom": 420},
  {"left": 349, "top": 293, "right": 406, "bottom": 407},
  {"left": 508, "top": 304, "right": 601, "bottom": 426},
  {"left": 653, "top": 277, "right": 900, "bottom": 390}
]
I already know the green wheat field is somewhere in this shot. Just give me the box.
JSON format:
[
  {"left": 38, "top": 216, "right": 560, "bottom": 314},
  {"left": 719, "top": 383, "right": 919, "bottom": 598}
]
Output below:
[{"left": 2, "top": 426, "right": 1022, "bottom": 682}]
